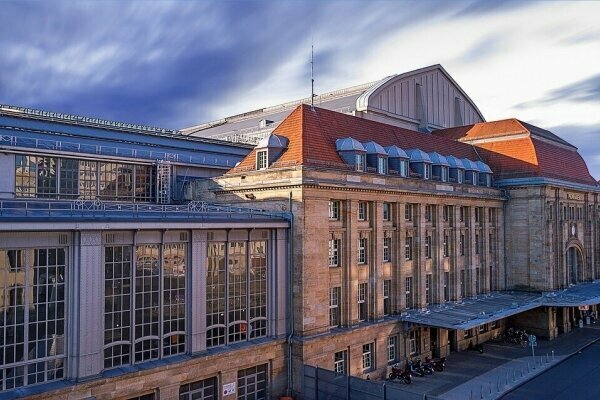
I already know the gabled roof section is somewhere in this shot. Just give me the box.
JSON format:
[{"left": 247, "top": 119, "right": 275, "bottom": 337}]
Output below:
[
  {"left": 356, "top": 64, "right": 485, "bottom": 124},
  {"left": 228, "top": 104, "right": 481, "bottom": 173},
  {"left": 435, "top": 119, "right": 596, "bottom": 185}
]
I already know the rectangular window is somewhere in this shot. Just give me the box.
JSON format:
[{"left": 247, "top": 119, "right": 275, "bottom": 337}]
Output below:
[
  {"left": 0, "top": 247, "right": 66, "bottom": 390},
  {"left": 476, "top": 267, "right": 481, "bottom": 294},
  {"left": 206, "top": 241, "right": 268, "bottom": 348},
  {"left": 488, "top": 208, "right": 495, "bottom": 224},
  {"left": 387, "top": 336, "right": 398, "bottom": 363},
  {"left": 329, "top": 200, "right": 340, "bottom": 220},
  {"left": 460, "top": 269, "right": 465, "bottom": 298},
  {"left": 15, "top": 155, "right": 37, "bottom": 197},
  {"left": 409, "top": 330, "right": 419, "bottom": 356},
  {"left": 378, "top": 157, "right": 388, "bottom": 174},
  {"left": 179, "top": 377, "right": 218, "bottom": 400},
  {"left": 464, "top": 328, "right": 473, "bottom": 339},
  {"left": 443, "top": 234, "right": 449, "bottom": 257},
  {"left": 329, "top": 239, "right": 340, "bottom": 267},
  {"left": 489, "top": 233, "right": 495, "bottom": 255},
  {"left": 362, "top": 343, "right": 374, "bottom": 371},
  {"left": 383, "top": 280, "right": 391, "bottom": 316},
  {"left": 36, "top": 156, "right": 58, "bottom": 197},
  {"left": 355, "top": 153, "right": 366, "bottom": 172},
  {"left": 405, "top": 277, "right": 413, "bottom": 308},
  {"left": 443, "top": 205, "right": 450, "bottom": 222},
  {"left": 441, "top": 166, "right": 449, "bottom": 182},
  {"left": 490, "top": 320, "right": 497, "bottom": 329},
  {"left": 358, "top": 202, "right": 368, "bottom": 221},
  {"left": 133, "top": 243, "right": 187, "bottom": 363},
  {"left": 79, "top": 160, "right": 98, "bottom": 199},
  {"left": 457, "top": 169, "right": 464, "bottom": 184},
  {"left": 334, "top": 351, "right": 347, "bottom": 375},
  {"left": 256, "top": 150, "right": 268, "bottom": 170},
  {"left": 425, "top": 274, "right": 432, "bottom": 304},
  {"left": 424, "top": 164, "right": 431, "bottom": 180},
  {"left": 405, "top": 204, "right": 413, "bottom": 221},
  {"left": 475, "top": 234, "right": 480, "bottom": 255},
  {"left": 400, "top": 160, "right": 408, "bottom": 177},
  {"left": 425, "top": 205, "right": 432, "bottom": 222},
  {"left": 238, "top": 364, "right": 268, "bottom": 400},
  {"left": 425, "top": 235, "right": 432, "bottom": 259},
  {"left": 358, "top": 283, "right": 367, "bottom": 321},
  {"left": 135, "top": 165, "right": 155, "bottom": 202},
  {"left": 444, "top": 271, "right": 450, "bottom": 301},
  {"left": 479, "top": 323, "right": 487, "bottom": 333},
  {"left": 459, "top": 234, "right": 465, "bottom": 256},
  {"left": 383, "top": 236, "right": 391, "bottom": 262},
  {"left": 104, "top": 245, "right": 132, "bottom": 369},
  {"left": 459, "top": 207, "right": 465, "bottom": 223},
  {"left": 329, "top": 287, "right": 341, "bottom": 327},
  {"left": 383, "top": 202, "right": 391, "bottom": 221},
  {"left": 405, "top": 237, "right": 413, "bottom": 260},
  {"left": 475, "top": 208, "right": 480, "bottom": 223},
  {"left": 358, "top": 238, "right": 367, "bottom": 264},
  {"left": 59, "top": 158, "right": 79, "bottom": 197}
]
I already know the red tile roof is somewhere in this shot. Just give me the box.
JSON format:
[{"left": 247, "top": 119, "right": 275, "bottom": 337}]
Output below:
[
  {"left": 435, "top": 119, "right": 596, "bottom": 185},
  {"left": 229, "top": 104, "right": 479, "bottom": 173},
  {"left": 229, "top": 105, "right": 597, "bottom": 186}
]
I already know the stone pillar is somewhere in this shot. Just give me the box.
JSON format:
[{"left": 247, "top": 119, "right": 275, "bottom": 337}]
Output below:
[
  {"left": 68, "top": 230, "right": 104, "bottom": 380},
  {"left": 191, "top": 230, "right": 207, "bottom": 353}
]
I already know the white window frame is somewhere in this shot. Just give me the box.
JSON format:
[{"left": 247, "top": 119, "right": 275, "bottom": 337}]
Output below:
[
  {"left": 387, "top": 336, "right": 397, "bottom": 363},
  {"left": 405, "top": 204, "right": 413, "bottom": 221},
  {"left": 329, "top": 287, "right": 341, "bottom": 327},
  {"left": 405, "top": 237, "right": 412, "bottom": 260},
  {"left": 405, "top": 276, "right": 413, "bottom": 308},
  {"left": 377, "top": 157, "right": 388, "bottom": 175},
  {"left": 358, "top": 283, "right": 367, "bottom": 321},
  {"left": 358, "top": 202, "right": 368, "bottom": 221},
  {"left": 383, "top": 236, "right": 391, "bottom": 262},
  {"left": 362, "top": 343, "right": 374, "bottom": 371},
  {"left": 424, "top": 164, "right": 431, "bottom": 180},
  {"left": 329, "top": 239, "right": 340, "bottom": 267},
  {"left": 425, "top": 235, "right": 432, "bottom": 259},
  {"left": 400, "top": 160, "right": 408, "bottom": 177},
  {"left": 457, "top": 169, "right": 464, "bottom": 184},
  {"left": 355, "top": 153, "right": 366, "bottom": 172},
  {"left": 334, "top": 350, "right": 347, "bottom": 375},
  {"left": 425, "top": 273, "right": 432, "bottom": 304},
  {"left": 443, "top": 234, "right": 449, "bottom": 257},
  {"left": 256, "top": 150, "right": 268, "bottom": 170},
  {"left": 383, "top": 202, "right": 391, "bottom": 221},
  {"left": 358, "top": 238, "right": 367, "bottom": 264},
  {"left": 329, "top": 200, "right": 340, "bottom": 220},
  {"left": 441, "top": 166, "right": 449, "bottom": 182},
  {"left": 383, "top": 279, "right": 391, "bottom": 316}
]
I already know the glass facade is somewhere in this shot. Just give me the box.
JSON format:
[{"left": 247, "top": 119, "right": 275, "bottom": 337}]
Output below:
[
  {"left": 0, "top": 248, "right": 66, "bottom": 390},
  {"left": 103, "top": 242, "right": 186, "bottom": 369},
  {"left": 15, "top": 155, "right": 155, "bottom": 202},
  {"left": 206, "top": 241, "right": 268, "bottom": 348}
]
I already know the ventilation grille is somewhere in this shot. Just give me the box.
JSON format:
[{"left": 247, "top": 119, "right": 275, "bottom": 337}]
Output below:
[
  {"left": 105, "top": 233, "right": 116, "bottom": 244},
  {"left": 58, "top": 234, "right": 68, "bottom": 245}
]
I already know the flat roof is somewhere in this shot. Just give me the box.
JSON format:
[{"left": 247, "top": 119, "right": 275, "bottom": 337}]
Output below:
[{"left": 397, "top": 281, "right": 600, "bottom": 330}]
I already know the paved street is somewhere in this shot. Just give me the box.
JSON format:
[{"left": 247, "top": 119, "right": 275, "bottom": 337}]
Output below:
[
  {"left": 385, "top": 324, "right": 600, "bottom": 399},
  {"left": 502, "top": 340, "right": 600, "bottom": 400}
]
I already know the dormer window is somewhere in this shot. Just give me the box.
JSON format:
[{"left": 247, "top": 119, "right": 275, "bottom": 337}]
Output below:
[
  {"left": 472, "top": 171, "right": 478, "bottom": 186},
  {"left": 457, "top": 169, "right": 464, "bottom": 183},
  {"left": 256, "top": 150, "right": 268, "bottom": 170},
  {"left": 355, "top": 154, "right": 366, "bottom": 172},
  {"left": 441, "top": 166, "right": 449, "bottom": 182},
  {"left": 377, "top": 157, "right": 388, "bottom": 175},
  {"left": 400, "top": 160, "right": 408, "bottom": 177},
  {"left": 424, "top": 164, "right": 431, "bottom": 180}
]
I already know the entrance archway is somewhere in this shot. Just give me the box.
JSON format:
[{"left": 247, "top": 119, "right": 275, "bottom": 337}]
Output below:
[{"left": 566, "top": 246, "right": 583, "bottom": 284}]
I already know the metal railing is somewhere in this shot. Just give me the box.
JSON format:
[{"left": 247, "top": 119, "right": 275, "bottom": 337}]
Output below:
[{"left": 0, "top": 199, "right": 289, "bottom": 221}]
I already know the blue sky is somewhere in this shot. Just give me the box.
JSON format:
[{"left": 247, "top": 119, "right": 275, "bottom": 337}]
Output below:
[{"left": 1, "top": 0, "right": 600, "bottom": 176}]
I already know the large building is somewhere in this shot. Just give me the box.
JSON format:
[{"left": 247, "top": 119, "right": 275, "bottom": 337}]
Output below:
[{"left": 1, "top": 64, "right": 600, "bottom": 400}]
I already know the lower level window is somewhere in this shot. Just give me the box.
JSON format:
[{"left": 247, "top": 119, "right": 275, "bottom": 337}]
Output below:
[
  {"left": 180, "top": 377, "right": 218, "bottom": 400},
  {"left": 238, "top": 364, "right": 268, "bottom": 400},
  {"left": 0, "top": 248, "right": 66, "bottom": 391},
  {"left": 334, "top": 350, "right": 347, "bottom": 375},
  {"left": 409, "top": 330, "right": 420, "bottom": 356},
  {"left": 104, "top": 243, "right": 187, "bottom": 369},
  {"left": 362, "top": 343, "right": 374, "bottom": 371}
]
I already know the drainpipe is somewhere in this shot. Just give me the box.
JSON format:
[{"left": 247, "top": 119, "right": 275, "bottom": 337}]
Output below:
[{"left": 286, "top": 191, "right": 295, "bottom": 397}]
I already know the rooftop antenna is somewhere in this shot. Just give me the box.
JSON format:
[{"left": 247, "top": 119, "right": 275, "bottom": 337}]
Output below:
[{"left": 310, "top": 40, "right": 315, "bottom": 110}]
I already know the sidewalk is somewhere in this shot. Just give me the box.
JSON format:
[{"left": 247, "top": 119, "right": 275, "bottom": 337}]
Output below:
[{"left": 437, "top": 324, "right": 600, "bottom": 400}]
